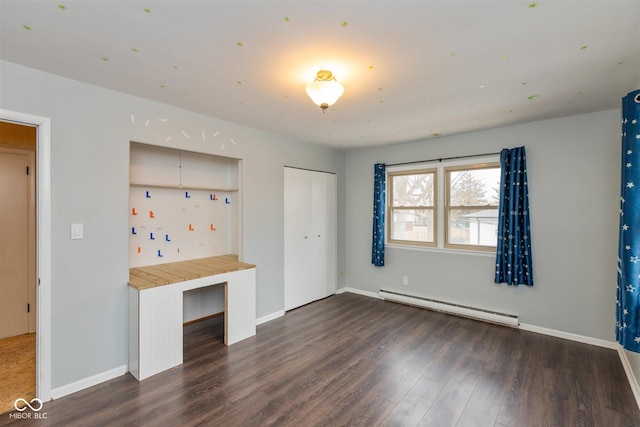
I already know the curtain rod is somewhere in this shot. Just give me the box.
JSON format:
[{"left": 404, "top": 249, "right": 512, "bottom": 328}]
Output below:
[{"left": 387, "top": 151, "right": 501, "bottom": 167}]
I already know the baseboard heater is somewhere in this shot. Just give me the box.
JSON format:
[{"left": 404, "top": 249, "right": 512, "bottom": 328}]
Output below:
[{"left": 379, "top": 290, "right": 519, "bottom": 328}]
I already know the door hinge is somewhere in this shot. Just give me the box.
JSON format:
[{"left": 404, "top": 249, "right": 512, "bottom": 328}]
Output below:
[
  {"left": 27, "top": 303, "right": 30, "bottom": 313},
  {"left": 26, "top": 166, "right": 29, "bottom": 175}
]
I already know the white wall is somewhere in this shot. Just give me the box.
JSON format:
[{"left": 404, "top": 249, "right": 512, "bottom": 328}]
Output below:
[
  {"left": 0, "top": 60, "right": 346, "bottom": 389},
  {"left": 345, "top": 109, "right": 620, "bottom": 341}
]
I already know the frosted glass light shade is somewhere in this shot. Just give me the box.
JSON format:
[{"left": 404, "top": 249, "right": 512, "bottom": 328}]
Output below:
[
  {"left": 305, "top": 80, "right": 344, "bottom": 107},
  {"left": 305, "top": 70, "right": 344, "bottom": 111}
]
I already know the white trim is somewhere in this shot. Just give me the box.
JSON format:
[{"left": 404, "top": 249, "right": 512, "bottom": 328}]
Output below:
[
  {"left": 617, "top": 346, "right": 640, "bottom": 410},
  {"left": 337, "top": 287, "right": 382, "bottom": 299},
  {"left": 50, "top": 365, "right": 127, "bottom": 400},
  {"left": 518, "top": 323, "right": 618, "bottom": 349},
  {"left": 256, "top": 310, "right": 284, "bottom": 326},
  {"left": 0, "top": 109, "right": 52, "bottom": 402}
]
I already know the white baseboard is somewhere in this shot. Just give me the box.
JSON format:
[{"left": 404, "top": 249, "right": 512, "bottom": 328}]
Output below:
[
  {"left": 617, "top": 346, "right": 640, "bottom": 410},
  {"left": 337, "top": 287, "right": 381, "bottom": 299},
  {"left": 518, "top": 323, "right": 618, "bottom": 349},
  {"left": 51, "top": 365, "right": 127, "bottom": 400},
  {"left": 256, "top": 310, "right": 284, "bottom": 326}
]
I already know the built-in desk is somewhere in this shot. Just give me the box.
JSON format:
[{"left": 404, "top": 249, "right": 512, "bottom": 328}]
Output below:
[{"left": 128, "top": 255, "right": 256, "bottom": 380}]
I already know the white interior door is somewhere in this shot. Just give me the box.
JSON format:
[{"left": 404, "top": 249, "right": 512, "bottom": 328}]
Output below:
[
  {"left": 284, "top": 167, "right": 336, "bottom": 311},
  {"left": 0, "top": 148, "right": 34, "bottom": 338}
]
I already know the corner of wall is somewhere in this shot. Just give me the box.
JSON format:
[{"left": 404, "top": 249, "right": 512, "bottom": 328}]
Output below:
[
  {"left": 50, "top": 365, "right": 127, "bottom": 400},
  {"left": 618, "top": 347, "right": 640, "bottom": 411}
]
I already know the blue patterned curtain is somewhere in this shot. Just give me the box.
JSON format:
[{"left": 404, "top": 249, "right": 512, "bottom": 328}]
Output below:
[
  {"left": 372, "top": 163, "right": 386, "bottom": 266},
  {"left": 617, "top": 89, "right": 640, "bottom": 353},
  {"left": 495, "top": 147, "right": 533, "bottom": 286}
]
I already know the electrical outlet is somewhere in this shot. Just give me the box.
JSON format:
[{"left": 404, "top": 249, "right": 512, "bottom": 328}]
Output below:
[{"left": 402, "top": 276, "right": 409, "bottom": 285}]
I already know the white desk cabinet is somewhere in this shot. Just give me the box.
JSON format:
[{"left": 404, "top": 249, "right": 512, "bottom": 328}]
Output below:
[{"left": 128, "top": 256, "right": 256, "bottom": 380}]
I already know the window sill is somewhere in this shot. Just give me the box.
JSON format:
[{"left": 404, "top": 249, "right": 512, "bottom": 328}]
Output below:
[{"left": 385, "top": 243, "right": 495, "bottom": 258}]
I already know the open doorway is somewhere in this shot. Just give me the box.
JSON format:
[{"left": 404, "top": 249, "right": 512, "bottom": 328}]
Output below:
[
  {"left": 0, "top": 121, "right": 36, "bottom": 414},
  {"left": 0, "top": 109, "right": 53, "bottom": 406}
]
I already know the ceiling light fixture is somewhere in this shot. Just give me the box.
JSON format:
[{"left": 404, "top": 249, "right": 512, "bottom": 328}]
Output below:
[{"left": 305, "top": 70, "right": 344, "bottom": 113}]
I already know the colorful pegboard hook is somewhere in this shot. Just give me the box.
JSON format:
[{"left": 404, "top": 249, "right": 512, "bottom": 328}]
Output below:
[
  {"left": 149, "top": 210, "right": 155, "bottom": 218},
  {"left": 157, "top": 250, "right": 163, "bottom": 257},
  {"left": 146, "top": 191, "right": 151, "bottom": 198},
  {"left": 150, "top": 232, "right": 155, "bottom": 240},
  {"left": 185, "top": 191, "right": 191, "bottom": 198},
  {"left": 210, "top": 224, "right": 216, "bottom": 231},
  {"left": 188, "top": 223, "right": 194, "bottom": 231},
  {"left": 131, "top": 227, "right": 137, "bottom": 235},
  {"left": 165, "top": 234, "right": 171, "bottom": 242},
  {"left": 132, "top": 207, "right": 137, "bottom": 215}
]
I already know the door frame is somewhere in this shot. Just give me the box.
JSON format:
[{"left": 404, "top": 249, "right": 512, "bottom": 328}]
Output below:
[{"left": 0, "top": 109, "right": 52, "bottom": 401}]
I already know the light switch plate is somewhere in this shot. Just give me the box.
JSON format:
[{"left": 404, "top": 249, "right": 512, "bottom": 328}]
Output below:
[{"left": 71, "top": 223, "right": 84, "bottom": 240}]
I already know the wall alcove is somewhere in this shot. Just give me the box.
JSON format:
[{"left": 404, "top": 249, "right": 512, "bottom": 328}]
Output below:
[{"left": 129, "top": 142, "right": 242, "bottom": 322}]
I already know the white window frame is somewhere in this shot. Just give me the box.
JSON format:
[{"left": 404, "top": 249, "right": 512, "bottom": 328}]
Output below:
[
  {"left": 387, "top": 168, "right": 438, "bottom": 247},
  {"left": 386, "top": 155, "right": 500, "bottom": 256}
]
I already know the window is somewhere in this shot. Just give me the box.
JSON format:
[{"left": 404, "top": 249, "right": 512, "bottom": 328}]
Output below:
[
  {"left": 445, "top": 164, "right": 500, "bottom": 251},
  {"left": 387, "top": 158, "right": 500, "bottom": 252},
  {"left": 388, "top": 169, "right": 437, "bottom": 246}
]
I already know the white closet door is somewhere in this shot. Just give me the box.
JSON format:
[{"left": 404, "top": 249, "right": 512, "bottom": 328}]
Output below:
[
  {"left": 284, "top": 167, "right": 336, "bottom": 311},
  {"left": 284, "top": 167, "right": 312, "bottom": 310},
  {"left": 311, "top": 171, "right": 336, "bottom": 299}
]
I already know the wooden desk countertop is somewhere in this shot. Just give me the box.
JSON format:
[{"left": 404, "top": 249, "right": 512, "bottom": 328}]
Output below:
[{"left": 129, "top": 255, "right": 255, "bottom": 291}]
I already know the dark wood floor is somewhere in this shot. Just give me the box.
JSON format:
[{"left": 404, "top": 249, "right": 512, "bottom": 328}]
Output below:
[{"left": 2, "top": 293, "right": 639, "bottom": 426}]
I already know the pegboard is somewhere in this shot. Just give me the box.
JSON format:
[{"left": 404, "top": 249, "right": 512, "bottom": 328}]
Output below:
[{"left": 129, "top": 187, "right": 237, "bottom": 267}]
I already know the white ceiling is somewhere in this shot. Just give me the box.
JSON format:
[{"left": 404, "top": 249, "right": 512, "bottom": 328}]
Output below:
[{"left": 1, "top": 1, "right": 639, "bottom": 150}]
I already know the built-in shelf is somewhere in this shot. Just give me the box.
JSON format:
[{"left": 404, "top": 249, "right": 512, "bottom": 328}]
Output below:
[
  {"left": 130, "top": 182, "right": 238, "bottom": 192},
  {"left": 129, "top": 142, "right": 241, "bottom": 271}
]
